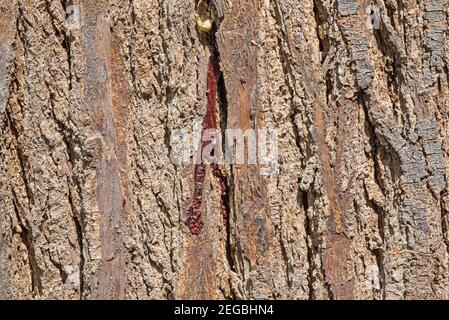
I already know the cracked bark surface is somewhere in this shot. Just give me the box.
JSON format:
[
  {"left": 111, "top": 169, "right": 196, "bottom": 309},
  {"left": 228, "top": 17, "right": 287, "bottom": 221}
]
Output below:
[{"left": 0, "top": 0, "right": 449, "bottom": 300}]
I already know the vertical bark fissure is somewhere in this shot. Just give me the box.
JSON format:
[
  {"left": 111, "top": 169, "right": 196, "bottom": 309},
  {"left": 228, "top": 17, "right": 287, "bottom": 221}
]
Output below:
[
  {"left": 48, "top": 105, "right": 85, "bottom": 297},
  {"left": 11, "top": 190, "right": 42, "bottom": 297},
  {"left": 440, "top": 191, "right": 449, "bottom": 254},
  {"left": 61, "top": 0, "right": 74, "bottom": 91},
  {"left": 301, "top": 189, "right": 315, "bottom": 299},
  {"left": 1, "top": 4, "right": 42, "bottom": 297},
  {"left": 211, "top": 35, "right": 236, "bottom": 273},
  {"left": 359, "top": 91, "right": 387, "bottom": 299},
  {"left": 72, "top": 209, "right": 84, "bottom": 298},
  {"left": 5, "top": 68, "right": 43, "bottom": 296},
  {"left": 272, "top": 2, "right": 311, "bottom": 295},
  {"left": 313, "top": 0, "right": 330, "bottom": 62}
]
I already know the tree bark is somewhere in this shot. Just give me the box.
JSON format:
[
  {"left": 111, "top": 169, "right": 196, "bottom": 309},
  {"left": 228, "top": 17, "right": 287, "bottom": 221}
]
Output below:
[{"left": 0, "top": 0, "right": 448, "bottom": 300}]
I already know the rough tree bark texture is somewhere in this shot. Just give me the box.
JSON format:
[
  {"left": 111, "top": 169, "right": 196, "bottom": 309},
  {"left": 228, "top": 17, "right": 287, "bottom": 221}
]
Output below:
[{"left": 0, "top": 0, "right": 448, "bottom": 300}]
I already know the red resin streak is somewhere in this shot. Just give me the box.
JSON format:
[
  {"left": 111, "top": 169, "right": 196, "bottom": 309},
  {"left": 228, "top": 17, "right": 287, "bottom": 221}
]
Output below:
[{"left": 187, "top": 55, "right": 228, "bottom": 234}]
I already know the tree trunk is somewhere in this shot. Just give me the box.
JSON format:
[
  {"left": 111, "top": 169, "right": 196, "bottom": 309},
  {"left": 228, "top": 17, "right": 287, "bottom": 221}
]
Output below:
[{"left": 1, "top": 0, "right": 448, "bottom": 300}]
